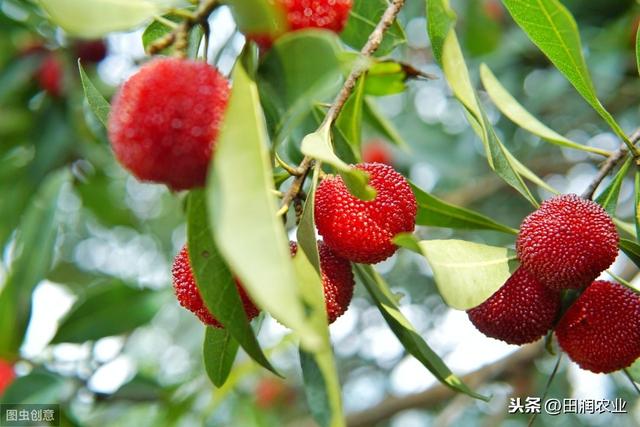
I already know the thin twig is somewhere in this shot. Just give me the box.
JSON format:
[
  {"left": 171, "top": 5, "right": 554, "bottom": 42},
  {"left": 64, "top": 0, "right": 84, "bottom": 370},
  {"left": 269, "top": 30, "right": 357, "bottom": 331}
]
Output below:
[
  {"left": 147, "top": 0, "right": 219, "bottom": 56},
  {"left": 581, "top": 129, "right": 640, "bottom": 199},
  {"left": 278, "top": 0, "right": 406, "bottom": 214}
]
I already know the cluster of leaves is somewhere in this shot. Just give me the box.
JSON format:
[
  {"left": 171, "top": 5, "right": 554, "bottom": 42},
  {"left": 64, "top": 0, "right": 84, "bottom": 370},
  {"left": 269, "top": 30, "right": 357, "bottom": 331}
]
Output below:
[{"left": 1, "top": 0, "right": 640, "bottom": 425}]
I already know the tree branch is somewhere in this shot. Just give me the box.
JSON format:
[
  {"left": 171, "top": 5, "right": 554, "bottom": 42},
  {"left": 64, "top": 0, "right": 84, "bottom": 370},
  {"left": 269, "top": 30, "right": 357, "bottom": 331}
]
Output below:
[
  {"left": 278, "top": 0, "right": 406, "bottom": 215},
  {"left": 581, "top": 129, "right": 640, "bottom": 199},
  {"left": 345, "top": 343, "right": 543, "bottom": 427},
  {"left": 147, "top": 0, "right": 219, "bottom": 56}
]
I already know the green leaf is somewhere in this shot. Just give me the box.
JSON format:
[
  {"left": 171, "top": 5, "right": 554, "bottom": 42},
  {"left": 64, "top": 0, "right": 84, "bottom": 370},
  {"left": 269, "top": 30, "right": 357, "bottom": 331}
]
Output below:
[
  {"left": 635, "top": 170, "right": 640, "bottom": 240},
  {"left": 226, "top": 0, "right": 286, "bottom": 35},
  {"left": 335, "top": 76, "right": 366, "bottom": 163},
  {"left": 1, "top": 371, "right": 65, "bottom": 404},
  {"left": 78, "top": 61, "right": 110, "bottom": 128},
  {"left": 52, "top": 282, "right": 163, "bottom": 343},
  {"left": 141, "top": 15, "right": 180, "bottom": 52},
  {"left": 203, "top": 327, "right": 239, "bottom": 388},
  {"left": 479, "top": 64, "right": 609, "bottom": 157},
  {"left": 292, "top": 248, "right": 344, "bottom": 427},
  {"left": 341, "top": 0, "right": 406, "bottom": 55},
  {"left": 296, "top": 166, "right": 322, "bottom": 274},
  {"left": 410, "top": 182, "right": 517, "bottom": 234},
  {"left": 301, "top": 123, "right": 376, "bottom": 201},
  {"left": 405, "top": 239, "right": 518, "bottom": 310},
  {"left": 259, "top": 31, "right": 347, "bottom": 147},
  {"left": 620, "top": 239, "right": 640, "bottom": 270},
  {"left": 355, "top": 264, "right": 488, "bottom": 401},
  {"left": 209, "top": 64, "right": 322, "bottom": 351},
  {"left": 426, "top": 0, "right": 538, "bottom": 207},
  {"left": 38, "top": 0, "right": 177, "bottom": 38},
  {"left": 595, "top": 156, "right": 632, "bottom": 216},
  {"left": 187, "top": 190, "right": 278, "bottom": 376},
  {"left": 363, "top": 97, "right": 408, "bottom": 149},
  {"left": 300, "top": 349, "right": 333, "bottom": 427},
  {"left": 628, "top": 358, "right": 640, "bottom": 383},
  {"left": 364, "top": 61, "right": 407, "bottom": 96},
  {"left": 501, "top": 0, "right": 632, "bottom": 148},
  {"left": 0, "top": 170, "right": 68, "bottom": 359}
]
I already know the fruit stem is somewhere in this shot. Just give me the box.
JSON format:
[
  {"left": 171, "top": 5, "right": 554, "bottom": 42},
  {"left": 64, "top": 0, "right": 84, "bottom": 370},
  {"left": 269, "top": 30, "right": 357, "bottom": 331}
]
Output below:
[
  {"left": 581, "top": 128, "right": 640, "bottom": 200},
  {"left": 277, "top": 0, "right": 407, "bottom": 213}
]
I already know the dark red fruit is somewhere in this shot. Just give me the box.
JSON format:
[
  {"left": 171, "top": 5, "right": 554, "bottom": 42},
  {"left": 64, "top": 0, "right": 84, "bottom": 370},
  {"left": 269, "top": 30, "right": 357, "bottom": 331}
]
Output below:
[
  {"left": 467, "top": 267, "right": 561, "bottom": 345},
  {"left": 0, "top": 359, "right": 14, "bottom": 396},
  {"left": 516, "top": 194, "right": 618, "bottom": 290},
  {"left": 38, "top": 54, "right": 63, "bottom": 97},
  {"left": 362, "top": 140, "right": 393, "bottom": 165},
  {"left": 108, "top": 58, "right": 230, "bottom": 191},
  {"left": 171, "top": 245, "right": 259, "bottom": 328},
  {"left": 75, "top": 39, "right": 107, "bottom": 63},
  {"left": 314, "top": 162, "right": 417, "bottom": 264},
  {"left": 290, "top": 241, "right": 354, "bottom": 323},
  {"left": 556, "top": 280, "right": 640, "bottom": 373}
]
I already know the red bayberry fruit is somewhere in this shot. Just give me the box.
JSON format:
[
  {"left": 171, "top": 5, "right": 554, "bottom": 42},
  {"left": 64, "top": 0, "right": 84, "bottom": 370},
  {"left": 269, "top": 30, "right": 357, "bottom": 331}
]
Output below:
[
  {"left": 38, "top": 54, "right": 63, "bottom": 97},
  {"left": 314, "top": 162, "right": 417, "bottom": 264},
  {"left": 362, "top": 140, "right": 393, "bottom": 165},
  {"left": 255, "top": 378, "right": 295, "bottom": 409},
  {"left": 0, "top": 359, "right": 14, "bottom": 396},
  {"left": 290, "top": 241, "right": 354, "bottom": 323},
  {"left": 75, "top": 39, "right": 107, "bottom": 63},
  {"left": 171, "top": 245, "right": 259, "bottom": 327},
  {"left": 516, "top": 194, "right": 618, "bottom": 290},
  {"left": 248, "top": 0, "right": 352, "bottom": 49},
  {"left": 556, "top": 280, "right": 640, "bottom": 373},
  {"left": 467, "top": 267, "right": 561, "bottom": 345},
  {"left": 108, "top": 58, "right": 230, "bottom": 191}
]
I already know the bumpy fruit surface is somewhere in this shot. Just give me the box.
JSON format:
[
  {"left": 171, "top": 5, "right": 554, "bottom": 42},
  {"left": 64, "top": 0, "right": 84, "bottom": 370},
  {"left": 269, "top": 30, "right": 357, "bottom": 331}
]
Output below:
[
  {"left": 38, "top": 54, "right": 63, "bottom": 97},
  {"left": 290, "top": 241, "right": 354, "bottom": 323},
  {"left": 467, "top": 267, "right": 561, "bottom": 345},
  {"left": 108, "top": 58, "right": 230, "bottom": 191},
  {"left": 0, "top": 359, "right": 14, "bottom": 396},
  {"left": 249, "top": 0, "right": 352, "bottom": 49},
  {"left": 314, "top": 162, "right": 417, "bottom": 264},
  {"left": 172, "top": 246, "right": 259, "bottom": 327},
  {"left": 516, "top": 194, "right": 618, "bottom": 290},
  {"left": 556, "top": 280, "right": 640, "bottom": 373}
]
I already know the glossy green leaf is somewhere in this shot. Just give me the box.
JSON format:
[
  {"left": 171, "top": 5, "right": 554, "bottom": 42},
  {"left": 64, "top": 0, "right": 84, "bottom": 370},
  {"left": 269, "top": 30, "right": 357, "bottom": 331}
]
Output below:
[
  {"left": 301, "top": 123, "right": 376, "bottom": 201},
  {"left": 226, "top": 0, "right": 286, "bottom": 35},
  {"left": 363, "top": 97, "right": 408, "bottom": 148},
  {"left": 259, "top": 31, "right": 347, "bottom": 147},
  {"left": 595, "top": 156, "right": 632, "bottom": 216},
  {"left": 502, "top": 0, "right": 631, "bottom": 147},
  {"left": 411, "top": 182, "right": 517, "bottom": 234},
  {"left": 187, "top": 190, "right": 278, "bottom": 375},
  {"left": 341, "top": 0, "right": 406, "bottom": 55},
  {"left": 292, "top": 248, "right": 344, "bottom": 427},
  {"left": 38, "top": 0, "right": 177, "bottom": 38},
  {"left": 426, "top": 0, "right": 538, "bottom": 207},
  {"left": 336, "top": 76, "right": 366, "bottom": 163},
  {"left": 620, "top": 239, "right": 640, "bottom": 270},
  {"left": 0, "top": 170, "right": 68, "bottom": 359},
  {"left": 52, "top": 282, "right": 163, "bottom": 343},
  {"left": 209, "top": 64, "right": 322, "bottom": 350},
  {"left": 203, "top": 327, "right": 239, "bottom": 388},
  {"left": 405, "top": 239, "right": 517, "bottom": 310},
  {"left": 355, "top": 264, "right": 488, "bottom": 401},
  {"left": 364, "top": 61, "right": 407, "bottom": 96},
  {"left": 480, "top": 63, "right": 609, "bottom": 157},
  {"left": 296, "top": 166, "right": 322, "bottom": 274},
  {"left": 78, "top": 61, "right": 110, "bottom": 128},
  {"left": 1, "top": 371, "right": 65, "bottom": 404},
  {"left": 141, "top": 15, "right": 180, "bottom": 52}
]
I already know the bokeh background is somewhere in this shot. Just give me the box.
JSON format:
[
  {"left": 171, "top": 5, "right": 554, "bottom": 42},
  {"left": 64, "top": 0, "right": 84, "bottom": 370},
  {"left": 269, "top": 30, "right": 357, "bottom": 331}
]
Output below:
[{"left": 1, "top": 0, "right": 640, "bottom": 426}]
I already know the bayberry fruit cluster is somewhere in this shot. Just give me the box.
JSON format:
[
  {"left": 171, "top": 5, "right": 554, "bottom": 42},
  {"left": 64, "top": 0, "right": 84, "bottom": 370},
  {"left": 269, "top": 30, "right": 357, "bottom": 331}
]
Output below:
[{"left": 469, "top": 194, "right": 640, "bottom": 373}]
